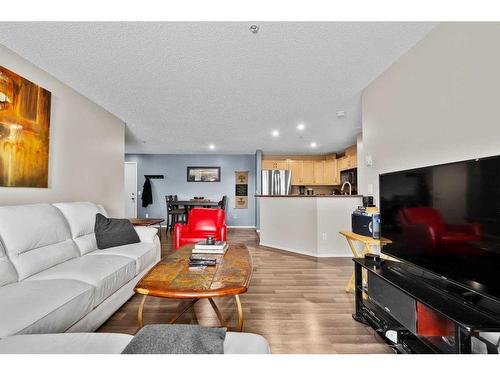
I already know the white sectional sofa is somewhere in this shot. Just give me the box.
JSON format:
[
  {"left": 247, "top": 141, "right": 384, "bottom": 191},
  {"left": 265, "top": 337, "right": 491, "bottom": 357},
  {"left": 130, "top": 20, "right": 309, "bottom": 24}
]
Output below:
[
  {"left": 0, "top": 202, "right": 161, "bottom": 338},
  {"left": 0, "top": 201, "right": 271, "bottom": 354}
]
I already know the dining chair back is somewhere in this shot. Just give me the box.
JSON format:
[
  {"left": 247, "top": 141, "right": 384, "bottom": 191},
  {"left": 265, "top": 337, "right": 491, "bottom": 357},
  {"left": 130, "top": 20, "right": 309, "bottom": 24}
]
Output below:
[{"left": 218, "top": 195, "right": 228, "bottom": 211}]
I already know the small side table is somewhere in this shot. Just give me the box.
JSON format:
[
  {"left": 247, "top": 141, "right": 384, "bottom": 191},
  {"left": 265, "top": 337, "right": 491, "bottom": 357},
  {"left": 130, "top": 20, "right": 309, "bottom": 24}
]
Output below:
[
  {"left": 339, "top": 230, "right": 392, "bottom": 293},
  {"left": 129, "top": 218, "right": 165, "bottom": 241}
]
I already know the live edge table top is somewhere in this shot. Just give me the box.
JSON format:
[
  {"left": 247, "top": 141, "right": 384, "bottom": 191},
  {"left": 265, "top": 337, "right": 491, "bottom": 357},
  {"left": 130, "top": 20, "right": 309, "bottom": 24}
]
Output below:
[{"left": 134, "top": 244, "right": 252, "bottom": 299}]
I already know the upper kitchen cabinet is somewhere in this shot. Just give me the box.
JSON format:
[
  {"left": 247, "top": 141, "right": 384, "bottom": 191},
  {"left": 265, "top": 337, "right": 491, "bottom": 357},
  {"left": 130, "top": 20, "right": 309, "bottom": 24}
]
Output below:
[
  {"left": 338, "top": 155, "right": 357, "bottom": 171},
  {"left": 301, "top": 160, "right": 315, "bottom": 184},
  {"left": 288, "top": 159, "right": 303, "bottom": 185},
  {"left": 313, "top": 160, "right": 325, "bottom": 185},
  {"left": 286, "top": 160, "right": 314, "bottom": 185},
  {"left": 338, "top": 145, "right": 358, "bottom": 171},
  {"left": 323, "top": 159, "right": 339, "bottom": 185},
  {"left": 262, "top": 159, "right": 289, "bottom": 170},
  {"left": 261, "top": 144, "right": 356, "bottom": 186}
]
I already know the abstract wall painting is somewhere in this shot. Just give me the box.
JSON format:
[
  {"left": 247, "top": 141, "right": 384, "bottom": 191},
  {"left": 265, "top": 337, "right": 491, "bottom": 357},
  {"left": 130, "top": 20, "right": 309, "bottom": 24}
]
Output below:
[{"left": 0, "top": 66, "right": 51, "bottom": 187}]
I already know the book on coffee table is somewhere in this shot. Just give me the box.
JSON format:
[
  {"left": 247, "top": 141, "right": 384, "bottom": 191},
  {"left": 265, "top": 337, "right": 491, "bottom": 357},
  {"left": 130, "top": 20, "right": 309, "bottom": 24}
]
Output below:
[{"left": 193, "top": 241, "right": 228, "bottom": 254}]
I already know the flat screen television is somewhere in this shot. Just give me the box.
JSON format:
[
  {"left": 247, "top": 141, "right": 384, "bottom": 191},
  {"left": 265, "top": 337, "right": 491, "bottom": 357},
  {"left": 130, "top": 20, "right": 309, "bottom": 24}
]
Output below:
[{"left": 380, "top": 155, "right": 500, "bottom": 300}]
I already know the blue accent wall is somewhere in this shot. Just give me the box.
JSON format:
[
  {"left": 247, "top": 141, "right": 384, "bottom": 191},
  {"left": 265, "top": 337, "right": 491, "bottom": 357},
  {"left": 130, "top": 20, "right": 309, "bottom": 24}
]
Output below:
[{"left": 125, "top": 154, "right": 256, "bottom": 227}]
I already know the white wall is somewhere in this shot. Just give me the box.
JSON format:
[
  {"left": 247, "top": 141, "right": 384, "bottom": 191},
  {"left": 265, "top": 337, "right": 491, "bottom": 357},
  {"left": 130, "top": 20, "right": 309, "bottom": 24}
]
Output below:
[
  {"left": 359, "top": 23, "right": 500, "bottom": 203},
  {"left": 0, "top": 44, "right": 125, "bottom": 216}
]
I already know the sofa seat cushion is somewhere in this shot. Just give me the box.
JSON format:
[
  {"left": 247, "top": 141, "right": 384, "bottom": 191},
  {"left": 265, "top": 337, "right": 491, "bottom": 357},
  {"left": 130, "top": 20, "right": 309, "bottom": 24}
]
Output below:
[
  {"left": 89, "top": 242, "right": 158, "bottom": 274},
  {"left": 28, "top": 254, "right": 136, "bottom": 307},
  {"left": 0, "top": 279, "right": 94, "bottom": 338},
  {"left": 224, "top": 332, "right": 271, "bottom": 354},
  {"left": 0, "top": 333, "right": 133, "bottom": 354}
]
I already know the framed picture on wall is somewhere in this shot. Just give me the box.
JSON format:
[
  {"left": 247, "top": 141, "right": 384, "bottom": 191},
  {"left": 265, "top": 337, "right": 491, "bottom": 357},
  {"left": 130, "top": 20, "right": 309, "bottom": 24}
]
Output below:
[
  {"left": 187, "top": 166, "right": 221, "bottom": 182},
  {"left": 0, "top": 65, "right": 52, "bottom": 188}
]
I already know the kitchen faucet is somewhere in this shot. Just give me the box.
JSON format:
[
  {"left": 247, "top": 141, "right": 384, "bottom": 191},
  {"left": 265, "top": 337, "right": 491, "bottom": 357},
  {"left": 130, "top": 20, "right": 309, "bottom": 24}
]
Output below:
[{"left": 341, "top": 181, "right": 352, "bottom": 195}]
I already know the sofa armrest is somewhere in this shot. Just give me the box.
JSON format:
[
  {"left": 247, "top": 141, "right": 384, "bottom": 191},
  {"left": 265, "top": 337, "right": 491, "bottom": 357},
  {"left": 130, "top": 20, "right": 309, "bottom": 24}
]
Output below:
[
  {"left": 174, "top": 223, "right": 189, "bottom": 249},
  {"left": 134, "top": 226, "right": 158, "bottom": 243}
]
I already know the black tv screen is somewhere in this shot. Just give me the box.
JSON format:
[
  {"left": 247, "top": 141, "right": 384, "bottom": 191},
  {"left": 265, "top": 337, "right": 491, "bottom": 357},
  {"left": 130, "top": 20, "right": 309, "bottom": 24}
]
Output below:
[{"left": 380, "top": 155, "right": 500, "bottom": 300}]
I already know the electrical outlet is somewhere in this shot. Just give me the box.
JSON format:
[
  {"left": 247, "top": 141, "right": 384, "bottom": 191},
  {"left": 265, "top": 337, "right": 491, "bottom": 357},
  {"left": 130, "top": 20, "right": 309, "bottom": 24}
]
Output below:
[{"left": 322, "top": 232, "right": 327, "bottom": 240}]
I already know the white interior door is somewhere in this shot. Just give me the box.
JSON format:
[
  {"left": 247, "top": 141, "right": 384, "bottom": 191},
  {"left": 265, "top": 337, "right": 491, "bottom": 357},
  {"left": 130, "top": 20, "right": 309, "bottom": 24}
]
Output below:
[{"left": 124, "top": 162, "right": 138, "bottom": 218}]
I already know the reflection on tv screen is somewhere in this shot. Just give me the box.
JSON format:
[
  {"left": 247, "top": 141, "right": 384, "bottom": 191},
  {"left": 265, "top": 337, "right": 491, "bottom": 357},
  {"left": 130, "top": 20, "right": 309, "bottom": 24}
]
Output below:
[{"left": 380, "top": 155, "right": 500, "bottom": 298}]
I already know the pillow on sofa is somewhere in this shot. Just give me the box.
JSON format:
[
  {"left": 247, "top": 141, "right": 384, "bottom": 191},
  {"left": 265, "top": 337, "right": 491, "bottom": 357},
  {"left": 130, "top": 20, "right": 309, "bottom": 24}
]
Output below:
[{"left": 94, "top": 214, "right": 140, "bottom": 249}]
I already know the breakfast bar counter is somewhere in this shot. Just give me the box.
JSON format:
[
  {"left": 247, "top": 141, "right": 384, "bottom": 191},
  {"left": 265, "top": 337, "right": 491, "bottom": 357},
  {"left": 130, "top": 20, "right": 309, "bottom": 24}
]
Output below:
[{"left": 257, "top": 195, "right": 362, "bottom": 257}]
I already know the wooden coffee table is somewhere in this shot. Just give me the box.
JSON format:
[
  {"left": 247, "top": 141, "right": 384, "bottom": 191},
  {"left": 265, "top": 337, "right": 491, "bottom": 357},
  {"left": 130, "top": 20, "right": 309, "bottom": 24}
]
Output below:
[{"left": 134, "top": 244, "right": 252, "bottom": 331}]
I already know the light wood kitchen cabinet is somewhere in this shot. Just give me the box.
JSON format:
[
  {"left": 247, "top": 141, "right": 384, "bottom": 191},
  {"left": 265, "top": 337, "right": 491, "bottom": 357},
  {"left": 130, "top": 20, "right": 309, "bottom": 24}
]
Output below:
[
  {"left": 288, "top": 159, "right": 303, "bottom": 185},
  {"left": 338, "top": 154, "right": 357, "bottom": 172},
  {"left": 323, "top": 159, "right": 339, "bottom": 185},
  {"left": 287, "top": 160, "right": 314, "bottom": 185},
  {"left": 262, "top": 159, "right": 289, "bottom": 170},
  {"left": 301, "top": 160, "right": 315, "bottom": 184},
  {"left": 348, "top": 154, "right": 357, "bottom": 169},
  {"left": 345, "top": 145, "right": 357, "bottom": 157},
  {"left": 313, "top": 160, "right": 324, "bottom": 185},
  {"left": 263, "top": 144, "right": 356, "bottom": 186},
  {"left": 338, "top": 157, "right": 349, "bottom": 172}
]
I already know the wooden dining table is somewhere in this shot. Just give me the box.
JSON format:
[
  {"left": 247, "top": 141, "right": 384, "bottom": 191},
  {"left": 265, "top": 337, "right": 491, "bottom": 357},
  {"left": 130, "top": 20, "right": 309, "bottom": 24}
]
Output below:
[
  {"left": 175, "top": 200, "right": 220, "bottom": 220},
  {"left": 176, "top": 200, "right": 220, "bottom": 208}
]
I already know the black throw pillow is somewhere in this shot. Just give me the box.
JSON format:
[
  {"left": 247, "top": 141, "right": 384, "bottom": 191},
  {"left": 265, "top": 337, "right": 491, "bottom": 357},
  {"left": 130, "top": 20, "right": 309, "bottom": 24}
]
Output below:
[{"left": 95, "top": 213, "right": 140, "bottom": 249}]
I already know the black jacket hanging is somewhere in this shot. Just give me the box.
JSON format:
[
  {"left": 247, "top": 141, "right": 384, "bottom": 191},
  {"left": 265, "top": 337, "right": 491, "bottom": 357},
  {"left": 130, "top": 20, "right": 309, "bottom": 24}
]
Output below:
[{"left": 141, "top": 177, "right": 153, "bottom": 207}]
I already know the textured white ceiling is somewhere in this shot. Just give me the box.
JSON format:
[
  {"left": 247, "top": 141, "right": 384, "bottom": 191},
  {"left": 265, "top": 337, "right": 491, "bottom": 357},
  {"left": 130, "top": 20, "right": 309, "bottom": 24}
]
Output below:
[{"left": 0, "top": 22, "right": 435, "bottom": 154}]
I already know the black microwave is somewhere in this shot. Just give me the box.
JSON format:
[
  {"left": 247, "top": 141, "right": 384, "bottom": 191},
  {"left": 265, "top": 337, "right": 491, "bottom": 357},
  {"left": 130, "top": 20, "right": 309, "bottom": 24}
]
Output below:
[{"left": 341, "top": 168, "right": 357, "bottom": 185}]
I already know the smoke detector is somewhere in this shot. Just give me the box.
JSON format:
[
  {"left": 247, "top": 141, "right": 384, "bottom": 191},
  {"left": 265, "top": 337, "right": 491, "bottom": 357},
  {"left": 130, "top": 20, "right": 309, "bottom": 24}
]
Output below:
[{"left": 249, "top": 24, "right": 259, "bottom": 34}]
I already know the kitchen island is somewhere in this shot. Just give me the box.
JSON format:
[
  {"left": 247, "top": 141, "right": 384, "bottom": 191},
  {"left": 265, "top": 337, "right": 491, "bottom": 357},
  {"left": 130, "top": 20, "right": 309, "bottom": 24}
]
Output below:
[{"left": 257, "top": 195, "right": 363, "bottom": 257}]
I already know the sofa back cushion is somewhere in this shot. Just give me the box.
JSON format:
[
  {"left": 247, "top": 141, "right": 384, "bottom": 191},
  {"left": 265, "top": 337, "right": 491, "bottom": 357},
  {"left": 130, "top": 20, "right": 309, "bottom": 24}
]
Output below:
[
  {"left": 0, "top": 204, "right": 79, "bottom": 280},
  {"left": 0, "top": 240, "right": 18, "bottom": 287},
  {"left": 188, "top": 208, "right": 225, "bottom": 233},
  {"left": 53, "top": 202, "right": 107, "bottom": 255}
]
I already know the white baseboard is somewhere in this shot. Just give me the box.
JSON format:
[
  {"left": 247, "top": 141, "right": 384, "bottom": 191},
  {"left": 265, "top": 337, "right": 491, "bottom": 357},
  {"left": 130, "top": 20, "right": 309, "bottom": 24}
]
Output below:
[
  {"left": 259, "top": 242, "right": 351, "bottom": 258},
  {"left": 227, "top": 225, "right": 256, "bottom": 229}
]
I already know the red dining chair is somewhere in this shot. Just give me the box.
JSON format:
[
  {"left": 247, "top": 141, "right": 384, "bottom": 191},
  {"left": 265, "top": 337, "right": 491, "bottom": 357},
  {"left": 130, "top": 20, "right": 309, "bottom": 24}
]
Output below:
[{"left": 173, "top": 208, "right": 227, "bottom": 249}]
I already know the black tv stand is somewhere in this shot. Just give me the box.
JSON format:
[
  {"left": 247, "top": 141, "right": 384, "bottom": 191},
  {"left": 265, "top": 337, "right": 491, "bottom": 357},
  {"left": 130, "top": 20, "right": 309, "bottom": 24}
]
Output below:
[{"left": 352, "top": 258, "right": 500, "bottom": 354}]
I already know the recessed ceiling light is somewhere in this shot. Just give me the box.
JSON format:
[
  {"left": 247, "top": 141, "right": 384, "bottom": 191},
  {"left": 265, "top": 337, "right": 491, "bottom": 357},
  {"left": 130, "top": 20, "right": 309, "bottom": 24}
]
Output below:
[
  {"left": 209, "top": 144, "right": 215, "bottom": 150},
  {"left": 272, "top": 130, "right": 280, "bottom": 137},
  {"left": 249, "top": 24, "right": 259, "bottom": 34},
  {"left": 310, "top": 142, "right": 317, "bottom": 148},
  {"left": 297, "top": 123, "right": 305, "bottom": 131},
  {"left": 337, "top": 111, "right": 346, "bottom": 118}
]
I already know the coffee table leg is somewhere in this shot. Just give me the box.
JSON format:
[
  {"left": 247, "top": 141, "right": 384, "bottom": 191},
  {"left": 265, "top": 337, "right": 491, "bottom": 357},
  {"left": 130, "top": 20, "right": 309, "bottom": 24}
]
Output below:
[
  {"left": 235, "top": 295, "right": 244, "bottom": 332},
  {"left": 208, "top": 298, "right": 228, "bottom": 327},
  {"left": 137, "top": 294, "right": 148, "bottom": 328},
  {"left": 169, "top": 298, "right": 199, "bottom": 324}
]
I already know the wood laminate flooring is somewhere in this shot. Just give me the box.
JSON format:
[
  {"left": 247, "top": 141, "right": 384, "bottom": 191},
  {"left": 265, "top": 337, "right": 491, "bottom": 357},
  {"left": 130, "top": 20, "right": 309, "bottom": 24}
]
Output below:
[{"left": 97, "top": 228, "right": 391, "bottom": 354}]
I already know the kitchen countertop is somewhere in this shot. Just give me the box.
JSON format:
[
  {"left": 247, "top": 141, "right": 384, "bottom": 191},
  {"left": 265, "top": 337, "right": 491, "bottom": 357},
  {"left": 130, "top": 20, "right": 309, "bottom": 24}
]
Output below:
[{"left": 255, "top": 194, "right": 362, "bottom": 198}]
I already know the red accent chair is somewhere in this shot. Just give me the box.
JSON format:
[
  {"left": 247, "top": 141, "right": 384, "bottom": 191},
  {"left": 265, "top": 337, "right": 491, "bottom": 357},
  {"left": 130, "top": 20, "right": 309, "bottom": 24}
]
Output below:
[
  {"left": 399, "top": 207, "right": 480, "bottom": 247},
  {"left": 174, "top": 208, "right": 227, "bottom": 249}
]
